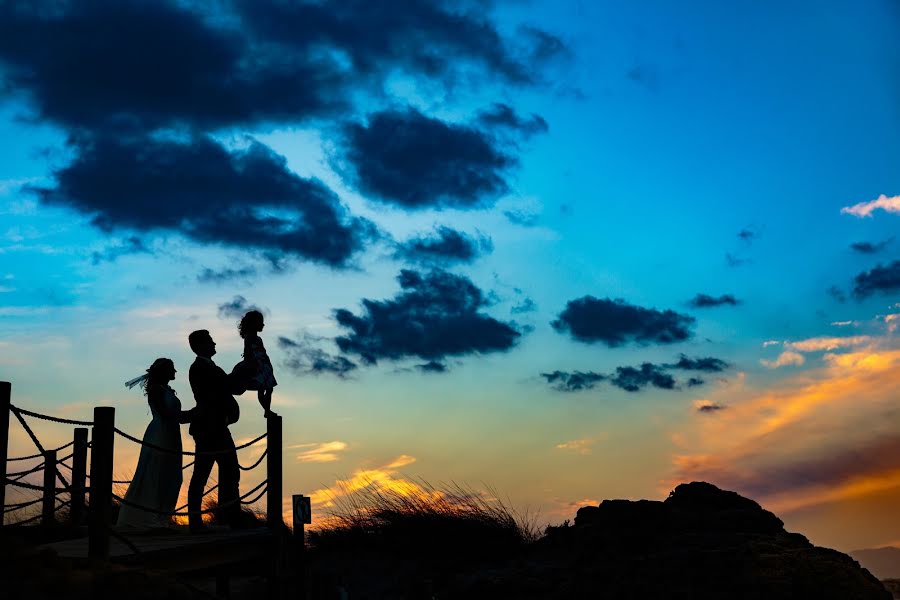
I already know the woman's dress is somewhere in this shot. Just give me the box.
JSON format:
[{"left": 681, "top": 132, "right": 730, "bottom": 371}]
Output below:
[{"left": 116, "top": 386, "right": 183, "bottom": 529}]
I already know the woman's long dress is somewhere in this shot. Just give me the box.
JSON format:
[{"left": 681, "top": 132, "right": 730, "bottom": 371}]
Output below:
[{"left": 116, "top": 386, "right": 183, "bottom": 529}]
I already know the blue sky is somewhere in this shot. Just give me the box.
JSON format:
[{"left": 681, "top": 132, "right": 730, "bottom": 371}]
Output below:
[{"left": 1, "top": 0, "right": 899, "bottom": 551}]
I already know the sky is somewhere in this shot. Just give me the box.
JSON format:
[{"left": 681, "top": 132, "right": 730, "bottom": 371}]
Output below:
[{"left": 1, "top": 0, "right": 899, "bottom": 552}]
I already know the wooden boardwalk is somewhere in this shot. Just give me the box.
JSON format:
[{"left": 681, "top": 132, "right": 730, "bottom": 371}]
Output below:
[{"left": 43, "top": 527, "right": 276, "bottom": 572}]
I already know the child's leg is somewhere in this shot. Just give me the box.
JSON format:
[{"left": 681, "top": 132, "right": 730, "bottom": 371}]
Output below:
[{"left": 258, "top": 388, "right": 272, "bottom": 416}]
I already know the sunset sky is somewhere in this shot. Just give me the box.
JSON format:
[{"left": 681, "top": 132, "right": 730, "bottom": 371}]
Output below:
[{"left": 1, "top": 0, "right": 899, "bottom": 552}]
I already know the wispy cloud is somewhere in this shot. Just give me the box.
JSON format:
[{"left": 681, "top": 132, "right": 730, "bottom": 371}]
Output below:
[
  {"left": 290, "top": 440, "right": 349, "bottom": 463},
  {"left": 786, "top": 336, "right": 871, "bottom": 352},
  {"left": 760, "top": 351, "right": 805, "bottom": 368},
  {"left": 841, "top": 194, "right": 900, "bottom": 218},
  {"left": 555, "top": 438, "right": 596, "bottom": 455}
]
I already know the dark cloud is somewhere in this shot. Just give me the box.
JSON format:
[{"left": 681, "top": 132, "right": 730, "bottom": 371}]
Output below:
[
  {"left": 90, "top": 236, "right": 150, "bottom": 264},
  {"left": 338, "top": 107, "right": 516, "bottom": 210},
  {"left": 738, "top": 228, "right": 757, "bottom": 243},
  {"left": 610, "top": 363, "right": 675, "bottom": 392},
  {"left": 541, "top": 370, "right": 606, "bottom": 392},
  {"left": 217, "top": 295, "right": 264, "bottom": 320},
  {"left": 30, "top": 134, "right": 376, "bottom": 267},
  {"left": 0, "top": 1, "right": 565, "bottom": 132},
  {"left": 687, "top": 377, "right": 706, "bottom": 387},
  {"left": 416, "top": 361, "right": 447, "bottom": 373},
  {"left": 235, "top": 0, "right": 566, "bottom": 88},
  {"left": 278, "top": 335, "right": 358, "bottom": 379},
  {"left": 697, "top": 402, "right": 726, "bottom": 412},
  {"left": 852, "top": 260, "right": 900, "bottom": 299},
  {"left": 511, "top": 297, "right": 537, "bottom": 315},
  {"left": 827, "top": 285, "right": 848, "bottom": 303},
  {"left": 476, "top": 103, "right": 549, "bottom": 138},
  {"left": 395, "top": 226, "right": 492, "bottom": 265},
  {"left": 725, "top": 253, "right": 749, "bottom": 268},
  {"left": 688, "top": 293, "right": 740, "bottom": 308},
  {"left": 503, "top": 208, "right": 540, "bottom": 227},
  {"left": 197, "top": 266, "right": 259, "bottom": 284},
  {"left": 551, "top": 296, "right": 695, "bottom": 347},
  {"left": 333, "top": 269, "right": 522, "bottom": 365},
  {"left": 669, "top": 355, "right": 729, "bottom": 372},
  {"left": 850, "top": 239, "right": 892, "bottom": 254},
  {"left": 0, "top": 1, "right": 345, "bottom": 131}
]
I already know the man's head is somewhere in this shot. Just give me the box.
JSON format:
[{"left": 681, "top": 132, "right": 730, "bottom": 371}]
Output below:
[{"left": 188, "top": 329, "right": 216, "bottom": 358}]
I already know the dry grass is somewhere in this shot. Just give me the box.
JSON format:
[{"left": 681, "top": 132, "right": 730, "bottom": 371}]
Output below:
[{"left": 309, "top": 478, "right": 540, "bottom": 561}]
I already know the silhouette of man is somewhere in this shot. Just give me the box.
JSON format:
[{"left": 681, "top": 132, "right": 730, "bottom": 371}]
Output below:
[{"left": 187, "top": 329, "right": 240, "bottom": 532}]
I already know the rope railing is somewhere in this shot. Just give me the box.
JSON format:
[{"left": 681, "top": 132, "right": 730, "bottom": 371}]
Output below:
[
  {"left": 112, "top": 479, "right": 268, "bottom": 518},
  {"left": 9, "top": 406, "right": 71, "bottom": 491},
  {"left": 113, "top": 427, "right": 267, "bottom": 456},
  {"left": 5, "top": 497, "right": 72, "bottom": 526},
  {"left": 6, "top": 462, "right": 45, "bottom": 481},
  {"left": 174, "top": 484, "right": 219, "bottom": 513},
  {"left": 3, "top": 497, "right": 42, "bottom": 513},
  {"left": 9, "top": 404, "right": 93, "bottom": 427},
  {"left": 7, "top": 441, "right": 74, "bottom": 462},
  {"left": 239, "top": 449, "right": 268, "bottom": 471}
]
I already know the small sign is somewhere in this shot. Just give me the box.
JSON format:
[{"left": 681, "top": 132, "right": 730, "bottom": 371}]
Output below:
[{"left": 293, "top": 494, "right": 312, "bottom": 525}]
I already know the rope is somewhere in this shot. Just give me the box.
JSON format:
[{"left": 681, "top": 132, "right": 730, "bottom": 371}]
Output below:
[
  {"left": 6, "top": 462, "right": 45, "bottom": 481},
  {"left": 9, "top": 404, "right": 93, "bottom": 426},
  {"left": 239, "top": 449, "right": 268, "bottom": 471},
  {"left": 174, "top": 484, "right": 219, "bottom": 513},
  {"left": 3, "top": 497, "right": 42, "bottom": 513},
  {"left": 7, "top": 441, "right": 74, "bottom": 462},
  {"left": 4, "top": 498, "right": 71, "bottom": 526},
  {"left": 4, "top": 479, "right": 68, "bottom": 493},
  {"left": 10, "top": 407, "right": 71, "bottom": 491},
  {"left": 114, "top": 428, "right": 267, "bottom": 456},
  {"left": 112, "top": 479, "right": 267, "bottom": 517},
  {"left": 240, "top": 486, "right": 268, "bottom": 505},
  {"left": 56, "top": 451, "right": 75, "bottom": 464}
]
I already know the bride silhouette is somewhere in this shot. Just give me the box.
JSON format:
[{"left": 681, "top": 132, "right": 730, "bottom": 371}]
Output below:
[{"left": 117, "top": 358, "right": 192, "bottom": 529}]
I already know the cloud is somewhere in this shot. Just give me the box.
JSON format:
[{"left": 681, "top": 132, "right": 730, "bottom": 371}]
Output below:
[
  {"left": 841, "top": 194, "right": 900, "bottom": 218},
  {"left": 725, "top": 253, "right": 750, "bottom": 268},
  {"left": 278, "top": 335, "right": 358, "bottom": 379},
  {"left": 307, "top": 454, "right": 426, "bottom": 512},
  {"left": 668, "top": 355, "right": 730, "bottom": 372},
  {"left": 475, "top": 103, "right": 549, "bottom": 138},
  {"left": 738, "top": 227, "right": 758, "bottom": 243},
  {"left": 541, "top": 370, "right": 606, "bottom": 392},
  {"left": 551, "top": 296, "right": 695, "bottom": 347},
  {"left": 394, "top": 226, "right": 492, "bottom": 265},
  {"left": 217, "top": 295, "right": 264, "bottom": 320},
  {"left": 502, "top": 208, "right": 540, "bottom": 227},
  {"left": 337, "top": 107, "right": 517, "bottom": 210},
  {"left": 0, "top": 1, "right": 565, "bottom": 132},
  {"left": 695, "top": 401, "right": 727, "bottom": 413},
  {"left": 416, "top": 360, "right": 447, "bottom": 373},
  {"left": 197, "top": 265, "right": 259, "bottom": 284},
  {"left": 688, "top": 293, "right": 740, "bottom": 308},
  {"left": 30, "top": 134, "right": 376, "bottom": 267},
  {"left": 785, "top": 336, "right": 871, "bottom": 352},
  {"left": 0, "top": 1, "right": 346, "bottom": 131},
  {"left": 334, "top": 269, "right": 522, "bottom": 365},
  {"left": 511, "top": 297, "right": 537, "bottom": 314},
  {"left": 850, "top": 239, "right": 892, "bottom": 254},
  {"left": 90, "top": 236, "right": 151, "bottom": 264},
  {"left": 852, "top": 261, "right": 900, "bottom": 299},
  {"left": 827, "top": 285, "right": 848, "bottom": 303},
  {"left": 291, "top": 440, "right": 349, "bottom": 463},
  {"left": 760, "top": 351, "right": 805, "bottom": 369},
  {"left": 610, "top": 363, "right": 675, "bottom": 392},
  {"left": 555, "top": 438, "right": 594, "bottom": 455}
]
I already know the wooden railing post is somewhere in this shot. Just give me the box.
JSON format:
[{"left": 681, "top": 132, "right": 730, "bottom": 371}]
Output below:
[
  {"left": 267, "top": 414, "right": 283, "bottom": 529},
  {"left": 88, "top": 407, "right": 114, "bottom": 560},
  {"left": 70, "top": 427, "right": 88, "bottom": 526},
  {"left": 0, "top": 381, "right": 10, "bottom": 519},
  {"left": 42, "top": 449, "right": 56, "bottom": 525},
  {"left": 292, "top": 494, "right": 311, "bottom": 600}
]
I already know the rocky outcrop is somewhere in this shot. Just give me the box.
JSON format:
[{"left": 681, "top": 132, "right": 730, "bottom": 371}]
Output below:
[{"left": 446, "top": 482, "right": 890, "bottom": 599}]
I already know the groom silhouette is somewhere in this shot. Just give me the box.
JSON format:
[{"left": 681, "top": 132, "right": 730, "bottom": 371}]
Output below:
[{"left": 187, "top": 329, "right": 240, "bottom": 532}]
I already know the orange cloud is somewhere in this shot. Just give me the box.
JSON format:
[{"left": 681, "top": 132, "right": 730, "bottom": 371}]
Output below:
[
  {"left": 290, "top": 440, "right": 348, "bottom": 463},
  {"left": 666, "top": 346, "right": 900, "bottom": 515},
  {"left": 786, "top": 336, "right": 871, "bottom": 352},
  {"left": 841, "top": 193, "right": 900, "bottom": 217}
]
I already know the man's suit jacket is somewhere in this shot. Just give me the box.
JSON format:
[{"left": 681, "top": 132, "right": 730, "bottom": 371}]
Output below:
[{"left": 188, "top": 356, "right": 240, "bottom": 440}]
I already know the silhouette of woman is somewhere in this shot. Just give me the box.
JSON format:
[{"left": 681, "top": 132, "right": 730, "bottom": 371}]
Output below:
[{"left": 117, "top": 358, "right": 192, "bottom": 529}]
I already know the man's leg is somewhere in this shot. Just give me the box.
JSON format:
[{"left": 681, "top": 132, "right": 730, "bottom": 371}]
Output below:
[
  {"left": 216, "top": 432, "right": 241, "bottom": 525},
  {"left": 188, "top": 444, "right": 215, "bottom": 531}
]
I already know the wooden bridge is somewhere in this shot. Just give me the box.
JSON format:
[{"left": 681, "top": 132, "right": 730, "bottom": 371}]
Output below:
[{"left": 0, "top": 381, "right": 310, "bottom": 599}]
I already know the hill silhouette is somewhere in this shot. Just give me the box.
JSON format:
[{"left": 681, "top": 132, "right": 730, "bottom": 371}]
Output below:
[{"left": 306, "top": 481, "right": 891, "bottom": 599}]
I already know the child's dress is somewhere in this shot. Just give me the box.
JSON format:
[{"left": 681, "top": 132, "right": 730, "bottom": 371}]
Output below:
[{"left": 243, "top": 334, "right": 277, "bottom": 391}]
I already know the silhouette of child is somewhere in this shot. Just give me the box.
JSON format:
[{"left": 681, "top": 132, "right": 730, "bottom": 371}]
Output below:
[{"left": 236, "top": 310, "right": 277, "bottom": 418}]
